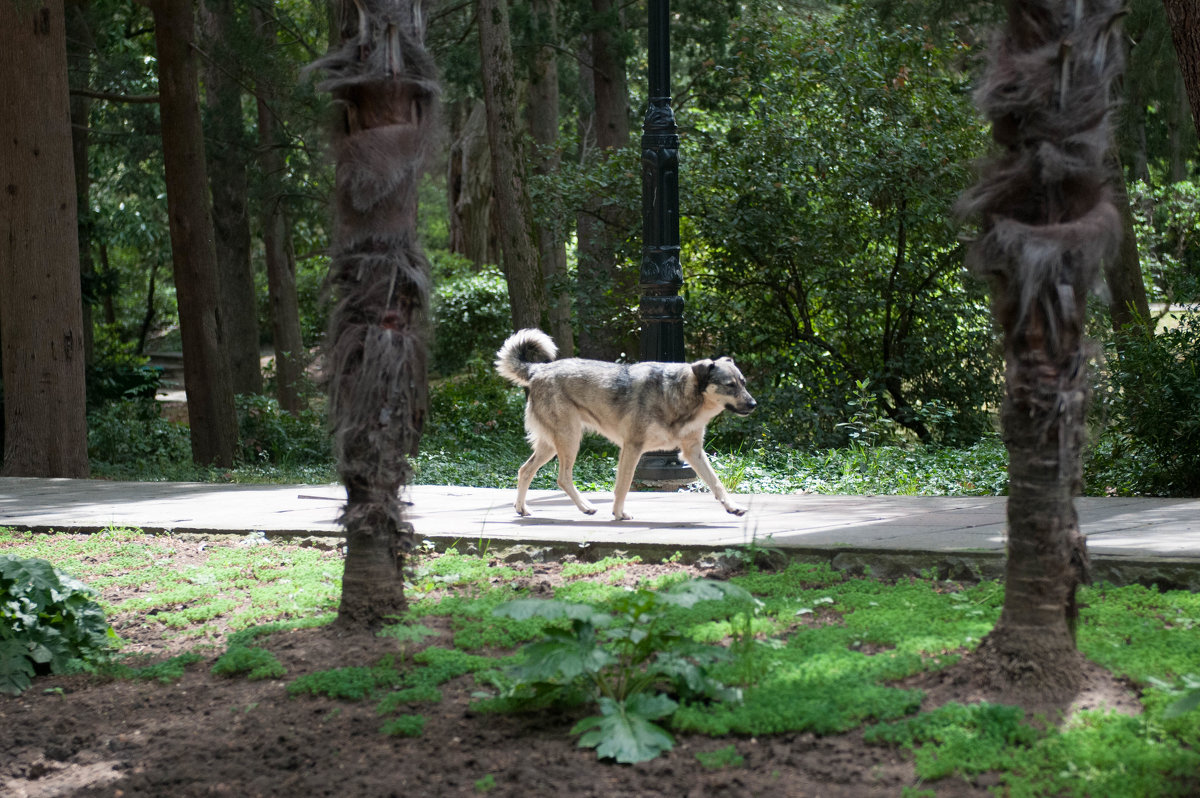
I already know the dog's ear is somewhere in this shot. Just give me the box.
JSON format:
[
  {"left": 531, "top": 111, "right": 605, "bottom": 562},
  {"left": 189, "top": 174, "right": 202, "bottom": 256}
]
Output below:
[{"left": 691, "top": 359, "right": 714, "bottom": 388}]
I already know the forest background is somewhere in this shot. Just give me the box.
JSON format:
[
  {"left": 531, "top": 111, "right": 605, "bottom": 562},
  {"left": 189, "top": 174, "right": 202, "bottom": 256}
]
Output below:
[{"left": 2, "top": 0, "right": 1198, "bottom": 496}]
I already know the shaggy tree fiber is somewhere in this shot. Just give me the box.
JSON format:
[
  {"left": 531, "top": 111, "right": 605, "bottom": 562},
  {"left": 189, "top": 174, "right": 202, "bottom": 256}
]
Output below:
[
  {"left": 954, "top": 0, "right": 1125, "bottom": 702},
  {"left": 310, "top": 0, "right": 438, "bottom": 628}
]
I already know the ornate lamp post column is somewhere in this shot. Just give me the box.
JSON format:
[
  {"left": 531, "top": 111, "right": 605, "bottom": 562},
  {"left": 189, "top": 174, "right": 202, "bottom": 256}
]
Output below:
[{"left": 636, "top": 0, "right": 695, "bottom": 481}]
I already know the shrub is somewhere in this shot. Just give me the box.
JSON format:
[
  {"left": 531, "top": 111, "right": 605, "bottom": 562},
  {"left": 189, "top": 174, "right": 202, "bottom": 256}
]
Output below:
[
  {"left": 235, "top": 394, "right": 331, "bottom": 467},
  {"left": 430, "top": 267, "right": 511, "bottom": 376},
  {"left": 87, "top": 398, "right": 192, "bottom": 468},
  {"left": 489, "top": 579, "right": 752, "bottom": 763},
  {"left": 0, "top": 556, "right": 117, "bottom": 694},
  {"left": 1104, "top": 309, "right": 1200, "bottom": 495},
  {"left": 86, "top": 327, "right": 161, "bottom": 408}
]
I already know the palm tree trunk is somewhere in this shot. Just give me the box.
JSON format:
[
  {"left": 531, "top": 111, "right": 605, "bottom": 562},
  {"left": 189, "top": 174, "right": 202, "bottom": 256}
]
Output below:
[
  {"left": 312, "top": 0, "right": 438, "bottom": 629},
  {"left": 953, "top": 0, "right": 1125, "bottom": 704}
]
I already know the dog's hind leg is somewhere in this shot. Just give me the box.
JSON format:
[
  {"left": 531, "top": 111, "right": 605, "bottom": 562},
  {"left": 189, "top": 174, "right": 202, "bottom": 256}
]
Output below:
[
  {"left": 681, "top": 439, "right": 747, "bottom": 516},
  {"left": 610, "top": 442, "right": 644, "bottom": 521},
  {"left": 515, "top": 438, "right": 556, "bottom": 516},
  {"left": 553, "top": 426, "right": 597, "bottom": 516}
]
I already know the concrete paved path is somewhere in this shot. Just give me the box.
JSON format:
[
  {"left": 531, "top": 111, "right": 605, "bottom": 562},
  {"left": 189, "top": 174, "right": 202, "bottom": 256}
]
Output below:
[{"left": 2, "top": 477, "right": 1198, "bottom": 587}]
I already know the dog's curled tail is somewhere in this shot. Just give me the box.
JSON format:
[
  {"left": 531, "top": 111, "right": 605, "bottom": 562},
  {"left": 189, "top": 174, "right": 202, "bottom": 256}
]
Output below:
[{"left": 495, "top": 328, "right": 558, "bottom": 387}]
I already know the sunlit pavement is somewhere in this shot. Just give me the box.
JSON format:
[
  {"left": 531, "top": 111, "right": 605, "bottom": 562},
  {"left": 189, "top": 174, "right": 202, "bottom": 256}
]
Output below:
[{"left": 2, "top": 478, "right": 1197, "bottom": 586}]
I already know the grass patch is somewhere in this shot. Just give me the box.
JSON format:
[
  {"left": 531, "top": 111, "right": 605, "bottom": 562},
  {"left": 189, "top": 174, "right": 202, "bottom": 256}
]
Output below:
[{"left": 6, "top": 530, "right": 1200, "bottom": 793}]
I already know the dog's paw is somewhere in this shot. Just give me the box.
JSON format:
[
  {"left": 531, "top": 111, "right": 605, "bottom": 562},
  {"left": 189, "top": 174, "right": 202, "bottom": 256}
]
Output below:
[
  {"left": 725, "top": 503, "right": 747, "bottom": 516},
  {"left": 515, "top": 505, "right": 532, "bottom": 517},
  {"left": 612, "top": 511, "right": 632, "bottom": 521},
  {"left": 581, "top": 506, "right": 597, "bottom": 516}
]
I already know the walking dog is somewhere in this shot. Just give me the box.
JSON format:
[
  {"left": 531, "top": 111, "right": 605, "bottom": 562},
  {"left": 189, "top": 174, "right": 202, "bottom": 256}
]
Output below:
[{"left": 494, "top": 329, "right": 757, "bottom": 521}]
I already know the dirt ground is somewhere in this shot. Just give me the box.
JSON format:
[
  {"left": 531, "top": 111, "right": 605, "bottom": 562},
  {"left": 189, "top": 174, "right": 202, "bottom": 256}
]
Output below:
[{"left": 1, "top": 543, "right": 1139, "bottom": 798}]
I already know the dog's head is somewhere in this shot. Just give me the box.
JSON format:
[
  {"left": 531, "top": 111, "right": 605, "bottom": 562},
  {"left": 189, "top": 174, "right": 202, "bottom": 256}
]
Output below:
[{"left": 693, "top": 357, "right": 757, "bottom": 416}]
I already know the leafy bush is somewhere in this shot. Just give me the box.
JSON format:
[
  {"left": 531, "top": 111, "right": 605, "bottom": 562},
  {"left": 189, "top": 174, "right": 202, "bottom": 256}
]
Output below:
[
  {"left": 430, "top": 266, "right": 511, "bottom": 376},
  {"left": 235, "top": 394, "right": 331, "bottom": 467},
  {"left": 87, "top": 398, "right": 191, "bottom": 468},
  {"left": 86, "top": 328, "right": 162, "bottom": 408},
  {"left": 677, "top": 2, "right": 997, "bottom": 448},
  {"left": 0, "top": 556, "right": 117, "bottom": 694},
  {"left": 1129, "top": 179, "right": 1200, "bottom": 303},
  {"left": 1102, "top": 310, "right": 1200, "bottom": 495},
  {"left": 488, "top": 579, "right": 753, "bottom": 763}
]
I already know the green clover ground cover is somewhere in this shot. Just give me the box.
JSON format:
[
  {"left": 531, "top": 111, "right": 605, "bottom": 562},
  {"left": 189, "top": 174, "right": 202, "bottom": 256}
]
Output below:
[{"left": 2, "top": 531, "right": 1199, "bottom": 795}]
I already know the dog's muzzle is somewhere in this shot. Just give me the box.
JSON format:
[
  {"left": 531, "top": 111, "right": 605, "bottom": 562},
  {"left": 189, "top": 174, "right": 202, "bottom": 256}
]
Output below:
[{"left": 730, "top": 398, "right": 757, "bottom": 416}]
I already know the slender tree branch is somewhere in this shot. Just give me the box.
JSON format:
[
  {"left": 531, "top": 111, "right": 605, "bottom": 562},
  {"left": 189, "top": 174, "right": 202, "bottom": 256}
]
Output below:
[{"left": 69, "top": 87, "right": 159, "bottom": 104}]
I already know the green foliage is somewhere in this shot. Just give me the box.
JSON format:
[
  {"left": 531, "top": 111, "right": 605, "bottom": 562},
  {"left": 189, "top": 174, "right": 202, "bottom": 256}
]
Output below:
[
  {"left": 379, "top": 713, "right": 426, "bottom": 737},
  {"left": 118, "top": 652, "right": 205, "bottom": 684},
  {"left": 288, "top": 656, "right": 404, "bottom": 701},
  {"left": 1077, "top": 582, "right": 1200, "bottom": 681},
  {"left": 86, "top": 327, "right": 161, "bottom": 408},
  {"left": 0, "top": 556, "right": 117, "bottom": 694},
  {"left": 1129, "top": 180, "right": 1200, "bottom": 303},
  {"left": 87, "top": 399, "right": 192, "bottom": 471},
  {"left": 235, "top": 394, "right": 331, "bottom": 468},
  {"left": 488, "top": 579, "right": 753, "bottom": 763},
  {"left": 212, "top": 643, "right": 286, "bottom": 681},
  {"left": 0, "top": 528, "right": 341, "bottom": 643},
  {"left": 1099, "top": 309, "right": 1200, "bottom": 495},
  {"left": 430, "top": 266, "right": 512, "bottom": 376},
  {"left": 864, "top": 702, "right": 1038, "bottom": 779},
  {"left": 695, "top": 744, "right": 745, "bottom": 770},
  {"left": 681, "top": 0, "right": 996, "bottom": 449}
]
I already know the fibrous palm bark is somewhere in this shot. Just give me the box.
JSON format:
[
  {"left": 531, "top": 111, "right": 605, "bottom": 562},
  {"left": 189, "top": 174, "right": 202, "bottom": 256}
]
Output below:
[
  {"left": 955, "top": 0, "right": 1124, "bottom": 702},
  {"left": 311, "top": 0, "right": 438, "bottom": 629}
]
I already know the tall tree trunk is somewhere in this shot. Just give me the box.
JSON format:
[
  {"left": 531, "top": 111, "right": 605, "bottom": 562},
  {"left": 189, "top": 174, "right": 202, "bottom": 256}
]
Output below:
[
  {"left": 200, "top": 0, "right": 263, "bottom": 396},
  {"left": 150, "top": 0, "right": 238, "bottom": 467},
  {"left": 312, "top": 0, "right": 438, "bottom": 630},
  {"left": 528, "top": 0, "right": 574, "bottom": 355},
  {"left": 66, "top": 0, "right": 96, "bottom": 368},
  {"left": 0, "top": 0, "right": 90, "bottom": 478},
  {"left": 447, "top": 100, "right": 497, "bottom": 266},
  {"left": 1163, "top": 0, "right": 1200, "bottom": 137},
  {"left": 1105, "top": 152, "right": 1151, "bottom": 333},
  {"left": 253, "top": 5, "right": 306, "bottom": 415},
  {"left": 576, "top": 0, "right": 634, "bottom": 360},
  {"left": 953, "top": 0, "right": 1125, "bottom": 706},
  {"left": 478, "top": 0, "right": 546, "bottom": 331}
]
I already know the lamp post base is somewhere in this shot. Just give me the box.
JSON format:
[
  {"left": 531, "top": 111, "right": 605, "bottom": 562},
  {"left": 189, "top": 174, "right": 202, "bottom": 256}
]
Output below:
[{"left": 634, "top": 450, "right": 696, "bottom": 486}]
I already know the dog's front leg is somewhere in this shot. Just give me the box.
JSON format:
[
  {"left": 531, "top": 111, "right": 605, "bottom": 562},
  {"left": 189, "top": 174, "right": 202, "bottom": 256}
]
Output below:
[
  {"left": 515, "top": 440, "right": 557, "bottom": 516},
  {"left": 610, "top": 443, "right": 644, "bottom": 521},
  {"left": 681, "top": 440, "right": 747, "bottom": 516}
]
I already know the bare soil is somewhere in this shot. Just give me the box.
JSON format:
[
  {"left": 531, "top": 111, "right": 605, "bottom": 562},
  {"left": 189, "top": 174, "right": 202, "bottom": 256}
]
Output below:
[{"left": 1, "top": 540, "right": 1139, "bottom": 798}]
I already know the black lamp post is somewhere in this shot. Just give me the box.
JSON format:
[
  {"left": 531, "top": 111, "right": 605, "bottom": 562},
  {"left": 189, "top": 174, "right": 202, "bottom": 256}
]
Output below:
[{"left": 635, "top": 0, "right": 696, "bottom": 481}]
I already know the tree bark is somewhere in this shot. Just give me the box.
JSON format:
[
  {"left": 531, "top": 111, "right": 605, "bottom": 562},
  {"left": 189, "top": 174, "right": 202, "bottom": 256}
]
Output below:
[
  {"left": 447, "top": 100, "right": 497, "bottom": 266},
  {"left": 576, "top": 0, "right": 635, "bottom": 360},
  {"left": 66, "top": 0, "right": 96, "bottom": 367},
  {"left": 478, "top": 0, "right": 546, "bottom": 332},
  {"left": 0, "top": 0, "right": 90, "bottom": 477},
  {"left": 1163, "top": 0, "right": 1200, "bottom": 137},
  {"left": 313, "top": 0, "right": 438, "bottom": 629},
  {"left": 1105, "top": 152, "right": 1151, "bottom": 333},
  {"left": 150, "top": 0, "right": 239, "bottom": 467},
  {"left": 953, "top": 0, "right": 1125, "bottom": 706},
  {"left": 200, "top": 0, "right": 263, "bottom": 396},
  {"left": 528, "top": 0, "right": 574, "bottom": 355},
  {"left": 252, "top": 5, "right": 306, "bottom": 415}
]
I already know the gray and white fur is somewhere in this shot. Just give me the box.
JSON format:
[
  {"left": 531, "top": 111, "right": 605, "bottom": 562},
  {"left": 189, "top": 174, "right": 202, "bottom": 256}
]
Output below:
[{"left": 495, "top": 329, "right": 757, "bottom": 521}]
